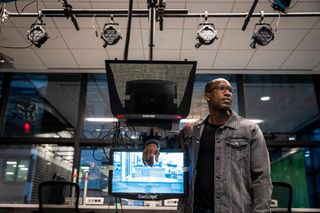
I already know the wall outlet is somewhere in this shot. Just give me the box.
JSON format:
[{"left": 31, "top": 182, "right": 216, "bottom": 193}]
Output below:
[
  {"left": 164, "top": 199, "right": 179, "bottom": 206},
  {"left": 270, "top": 199, "right": 278, "bottom": 207},
  {"left": 85, "top": 197, "right": 104, "bottom": 205}
]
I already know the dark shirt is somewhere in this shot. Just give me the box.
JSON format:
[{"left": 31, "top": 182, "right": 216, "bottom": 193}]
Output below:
[{"left": 194, "top": 119, "right": 221, "bottom": 210}]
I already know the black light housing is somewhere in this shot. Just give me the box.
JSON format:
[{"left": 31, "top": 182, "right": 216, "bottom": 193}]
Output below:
[
  {"left": 271, "top": 0, "right": 292, "bottom": 13},
  {"left": 250, "top": 11, "right": 276, "bottom": 49},
  {"left": 100, "top": 16, "right": 122, "bottom": 48},
  {"left": 195, "top": 23, "right": 218, "bottom": 48},
  {"left": 101, "top": 24, "right": 122, "bottom": 48},
  {"left": 250, "top": 23, "right": 275, "bottom": 48},
  {"left": 26, "top": 16, "right": 49, "bottom": 48},
  {"left": 195, "top": 11, "right": 218, "bottom": 48}
]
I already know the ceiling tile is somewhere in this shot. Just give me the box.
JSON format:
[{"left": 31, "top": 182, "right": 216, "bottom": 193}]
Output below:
[
  {"left": 153, "top": 49, "right": 180, "bottom": 60},
  {"left": 186, "top": 2, "right": 233, "bottom": 13},
  {"left": 108, "top": 49, "right": 145, "bottom": 61},
  {"left": 219, "top": 29, "right": 253, "bottom": 49},
  {"left": 1, "top": 48, "right": 45, "bottom": 69},
  {"left": 214, "top": 50, "right": 254, "bottom": 69},
  {"left": 71, "top": 49, "right": 108, "bottom": 68},
  {"left": 272, "top": 17, "right": 319, "bottom": 29},
  {"left": 297, "top": 29, "right": 320, "bottom": 50},
  {"left": 180, "top": 49, "right": 218, "bottom": 69},
  {"left": 232, "top": 2, "right": 274, "bottom": 13},
  {"left": 261, "top": 29, "right": 309, "bottom": 50},
  {"left": 247, "top": 50, "right": 292, "bottom": 69},
  {"left": 282, "top": 50, "right": 320, "bottom": 69},
  {"left": 37, "top": 49, "right": 78, "bottom": 68},
  {"left": 289, "top": 2, "right": 320, "bottom": 12},
  {"left": 59, "top": 28, "right": 102, "bottom": 48},
  {"left": 0, "top": 27, "right": 29, "bottom": 47},
  {"left": 141, "top": 29, "right": 183, "bottom": 50}
]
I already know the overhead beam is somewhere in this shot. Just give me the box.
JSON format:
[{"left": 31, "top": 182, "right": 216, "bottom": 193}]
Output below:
[{"left": 7, "top": 9, "right": 320, "bottom": 18}]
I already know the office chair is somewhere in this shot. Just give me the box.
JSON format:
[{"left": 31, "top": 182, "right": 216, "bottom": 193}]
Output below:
[
  {"left": 36, "top": 180, "right": 80, "bottom": 213},
  {"left": 271, "top": 181, "right": 293, "bottom": 213}
]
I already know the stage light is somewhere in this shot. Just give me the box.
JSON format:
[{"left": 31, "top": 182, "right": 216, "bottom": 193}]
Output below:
[
  {"left": 26, "top": 16, "right": 48, "bottom": 48},
  {"left": 250, "top": 11, "right": 276, "bottom": 49},
  {"left": 195, "top": 11, "right": 218, "bottom": 48},
  {"left": 270, "top": 0, "right": 292, "bottom": 13},
  {"left": 100, "top": 16, "right": 122, "bottom": 48}
]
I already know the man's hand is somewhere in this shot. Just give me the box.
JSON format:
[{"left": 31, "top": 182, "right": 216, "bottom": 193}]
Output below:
[{"left": 142, "top": 143, "right": 159, "bottom": 167}]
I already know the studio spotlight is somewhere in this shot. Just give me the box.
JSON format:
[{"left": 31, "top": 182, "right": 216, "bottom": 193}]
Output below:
[
  {"left": 195, "top": 11, "right": 218, "bottom": 48},
  {"left": 26, "top": 16, "right": 48, "bottom": 48},
  {"left": 270, "top": 0, "right": 292, "bottom": 13},
  {"left": 250, "top": 11, "right": 276, "bottom": 49},
  {"left": 100, "top": 16, "right": 122, "bottom": 48}
]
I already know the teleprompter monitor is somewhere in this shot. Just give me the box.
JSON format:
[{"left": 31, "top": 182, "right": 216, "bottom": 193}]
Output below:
[
  {"left": 108, "top": 149, "right": 187, "bottom": 200},
  {"left": 125, "top": 79, "right": 177, "bottom": 115},
  {"left": 105, "top": 60, "right": 197, "bottom": 129}
]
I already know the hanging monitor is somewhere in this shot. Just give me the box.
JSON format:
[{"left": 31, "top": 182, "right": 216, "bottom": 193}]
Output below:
[{"left": 105, "top": 60, "right": 197, "bottom": 130}]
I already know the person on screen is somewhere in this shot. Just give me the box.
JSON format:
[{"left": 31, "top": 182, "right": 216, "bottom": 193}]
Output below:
[{"left": 143, "top": 78, "right": 272, "bottom": 213}]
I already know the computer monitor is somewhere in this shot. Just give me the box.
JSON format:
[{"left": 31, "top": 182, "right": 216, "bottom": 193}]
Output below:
[{"left": 108, "top": 149, "right": 187, "bottom": 200}]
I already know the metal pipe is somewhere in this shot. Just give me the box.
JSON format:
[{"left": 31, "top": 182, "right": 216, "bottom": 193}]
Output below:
[
  {"left": 242, "top": 0, "right": 259, "bottom": 31},
  {"left": 123, "top": 0, "right": 133, "bottom": 60},
  {"left": 148, "top": 0, "right": 156, "bottom": 61},
  {"left": 7, "top": 9, "right": 187, "bottom": 17},
  {"left": 7, "top": 10, "right": 320, "bottom": 18}
]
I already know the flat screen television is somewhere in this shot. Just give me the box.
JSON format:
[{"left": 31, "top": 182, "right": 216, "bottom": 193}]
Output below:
[{"left": 108, "top": 148, "right": 187, "bottom": 200}]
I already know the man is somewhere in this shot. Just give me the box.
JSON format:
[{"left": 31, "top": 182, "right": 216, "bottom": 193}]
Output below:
[{"left": 143, "top": 78, "right": 272, "bottom": 213}]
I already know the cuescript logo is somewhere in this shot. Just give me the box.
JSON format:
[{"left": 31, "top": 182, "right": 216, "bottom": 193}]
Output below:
[
  {"left": 137, "top": 194, "right": 158, "bottom": 200},
  {"left": 142, "top": 114, "right": 156, "bottom": 118}
]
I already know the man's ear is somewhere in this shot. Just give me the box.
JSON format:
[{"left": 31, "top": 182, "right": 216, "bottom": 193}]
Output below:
[{"left": 204, "top": 92, "right": 211, "bottom": 101}]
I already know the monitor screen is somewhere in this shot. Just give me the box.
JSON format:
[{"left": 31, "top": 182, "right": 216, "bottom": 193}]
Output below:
[
  {"left": 105, "top": 60, "right": 197, "bottom": 129},
  {"left": 108, "top": 149, "right": 187, "bottom": 200},
  {"left": 125, "top": 79, "right": 177, "bottom": 115}
]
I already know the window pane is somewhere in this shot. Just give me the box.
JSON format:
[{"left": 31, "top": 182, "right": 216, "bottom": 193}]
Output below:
[
  {"left": 188, "top": 74, "right": 238, "bottom": 120},
  {"left": 82, "top": 74, "right": 113, "bottom": 138},
  {"left": 0, "top": 145, "right": 74, "bottom": 204},
  {"left": 244, "top": 75, "right": 319, "bottom": 141},
  {"left": 3, "top": 74, "right": 81, "bottom": 138},
  {"left": 79, "top": 147, "right": 112, "bottom": 204},
  {"left": 269, "top": 147, "right": 320, "bottom": 208}
]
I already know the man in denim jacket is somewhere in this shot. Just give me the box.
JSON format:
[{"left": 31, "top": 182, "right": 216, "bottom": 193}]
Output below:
[{"left": 143, "top": 78, "right": 272, "bottom": 213}]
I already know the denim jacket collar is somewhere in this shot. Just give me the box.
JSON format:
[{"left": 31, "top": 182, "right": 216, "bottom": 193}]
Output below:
[{"left": 194, "top": 110, "right": 239, "bottom": 130}]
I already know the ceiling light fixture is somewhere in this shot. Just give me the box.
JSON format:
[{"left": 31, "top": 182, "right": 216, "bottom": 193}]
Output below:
[
  {"left": 195, "top": 11, "right": 218, "bottom": 48},
  {"left": 26, "top": 14, "right": 49, "bottom": 48},
  {"left": 260, "top": 96, "right": 271, "bottom": 101},
  {"left": 270, "top": 0, "right": 299, "bottom": 13},
  {"left": 250, "top": 11, "right": 276, "bottom": 49},
  {"left": 101, "top": 15, "right": 122, "bottom": 48},
  {"left": 249, "top": 119, "right": 264, "bottom": 124}
]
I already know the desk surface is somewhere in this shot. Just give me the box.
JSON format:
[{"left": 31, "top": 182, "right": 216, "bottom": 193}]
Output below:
[
  {"left": 0, "top": 203, "right": 177, "bottom": 210},
  {"left": 1, "top": 204, "right": 320, "bottom": 213}
]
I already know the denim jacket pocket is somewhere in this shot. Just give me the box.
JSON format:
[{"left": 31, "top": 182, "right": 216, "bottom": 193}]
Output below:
[{"left": 226, "top": 138, "right": 249, "bottom": 161}]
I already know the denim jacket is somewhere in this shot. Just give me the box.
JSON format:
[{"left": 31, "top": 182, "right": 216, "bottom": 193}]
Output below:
[{"left": 160, "top": 110, "right": 273, "bottom": 213}]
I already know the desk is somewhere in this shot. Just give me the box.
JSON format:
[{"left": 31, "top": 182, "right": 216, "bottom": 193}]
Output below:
[
  {"left": 0, "top": 204, "right": 177, "bottom": 213},
  {"left": 2, "top": 205, "right": 320, "bottom": 213}
]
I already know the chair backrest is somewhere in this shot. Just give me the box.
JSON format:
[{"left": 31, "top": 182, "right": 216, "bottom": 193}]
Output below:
[
  {"left": 271, "top": 181, "right": 293, "bottom": 213},
  {"left": 38, "top": 180, "right": 80, "bottom": 213}
]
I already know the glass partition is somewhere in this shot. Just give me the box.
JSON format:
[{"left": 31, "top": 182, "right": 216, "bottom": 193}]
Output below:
[
  {"left": 269, "top": 146, "right": 320, "bottom": 208},
  {"left": 3, "top": 73, "right": 81, "bottom": 138},
  {"left": 0, "top": 145, "right": 74, "bottom": 204},
  {"left": 244, "top": 75, "right": 319, "bottom": 141},
  {"left": 82, "top": 74, "right": 239, "bottom": 138},
  {"left": 82, "top": 74, "right": 113, "bottom": 138}
]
